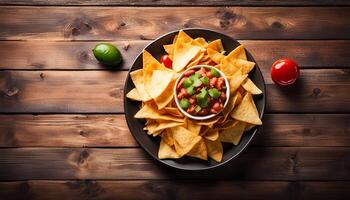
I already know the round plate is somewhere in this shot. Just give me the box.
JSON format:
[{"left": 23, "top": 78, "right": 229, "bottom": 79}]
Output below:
[{"left": 124, "top": 28, "right": 266, "bottom": 171}]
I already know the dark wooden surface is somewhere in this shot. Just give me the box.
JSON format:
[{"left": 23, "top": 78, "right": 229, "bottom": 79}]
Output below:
[{"left": 0, "top": 1, "right": 350, "bottom": 200}]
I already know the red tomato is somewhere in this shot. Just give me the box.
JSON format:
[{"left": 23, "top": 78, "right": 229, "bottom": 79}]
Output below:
[
  {"left": 271, "top": 58, "right": 299, "bottom": 86},
  {"left": 160, "top": 55, "right": 172, "bottom": 68}
]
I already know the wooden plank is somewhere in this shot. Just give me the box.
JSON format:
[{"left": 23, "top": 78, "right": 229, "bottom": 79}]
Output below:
[
  {"left": 0, "top": 147, "right": 349, "bottom": 180},
  {"left": 0, "top": 0, "right": 349, "bottom": 6},
  {"left": 0, "top": 7, "right": 349, "bottom": 40},
  {"left": 1, "top": 40, "right": 350, "bottom": 70},
  {"left": 0, "top": 69, "right": 349, "bottom": 113},
  {"left": 0, "top": 114, "right": 348, "bottom": 147},
  {"left": 0, "top": 181, "right": 349, "bottom": 200}
]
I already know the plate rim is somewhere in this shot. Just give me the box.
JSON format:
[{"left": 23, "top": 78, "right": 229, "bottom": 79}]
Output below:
[{"left": 123, "top": 28, "right": 266, "bottom": 171}]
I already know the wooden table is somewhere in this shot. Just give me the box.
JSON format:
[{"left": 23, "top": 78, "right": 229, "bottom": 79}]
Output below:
[{"left": 0, "top": 1, "right": 349, "bottom": 199}]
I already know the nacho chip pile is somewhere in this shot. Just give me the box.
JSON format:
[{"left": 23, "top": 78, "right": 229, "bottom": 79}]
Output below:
[{"left": 127, "top": 30, "right": 262, "bottom": 162}]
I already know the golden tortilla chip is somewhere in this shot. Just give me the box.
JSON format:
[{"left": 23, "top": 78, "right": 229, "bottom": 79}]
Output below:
[
  {"left": 230, "top": 93, "right": 262, "bottom": 125},
  {"left": 193, "top": 37, "right": 208, "bottom": 47},
  {"left": 172, "top": 126, "right": 202, "bottom": 156},
  {"left": 158, "top": 139, "right": 181, "bottom": 159},
  {"left": 220, "top": 121, "right": 247, "bottom": 145},
  {"left": 196, "top": 116, "right": 222, "bottom": 128},
  {"left": 207, "top": 48, "right": 225, "bottom": 64},
  {"left": 227, "top": 72, "right": 248, "bottom": 95},
  {"left": 227, "top": 45, "right": 247, "bottom": 60},
  {"left": 187, "top": 52, "right": 205, "bottom": 68},
  {"left": 187, "top": 138, "right": 207, "bottom": 160},
  {"left": 207, "top": 39, "right": 224, "bottom": 53},
  {"left": 242, "top": 78, "right": 262, "bottom": 95},
  {"left": 163, "top": 44, "right": 174, "bottom": 55},
  {"left": 187, "top": 119, "right": 202, "bottom": 135},
  {"left": 160, "top": 107, "right": 183, "bottom": 118},
  {"left": 231, "top": 59, "right": 255, "bottom": 74},
  {"left": 220, "top": 57, "right": 240, "bottom": 76},
  {"left": 204, "top": 139, "right": 223, "bottom": 162},
  {"left": 126, "top": 88, "right": 142, "bottom": 101},
  {"left": 222, "top": 92, "right": 240, "bottom": 121},
  {"left": 130, "top": 69, "right": 152, "bottom": 101},
  {"left": 147, "top": 70, "right": 174, "bottom": 99},
  {"left": 154, "top": 79, "right": 175, "bottom": 109},
  {"left": 204, "top": 128, "right": 219, "bottom": 141},
  {"left": 134, "top": 103, "right": 184, "bottom": 122},
  {"left": 173, "top": 31, "right": 201, "bottom": 72},
  {"left": 162, "top": 128, "right": 175, "bottom": 146},
  {"left": 147, "top": 120, "right": 183, "bottom": 135}
]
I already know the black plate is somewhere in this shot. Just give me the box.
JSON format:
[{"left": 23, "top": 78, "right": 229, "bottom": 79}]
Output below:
[{"left": 124, "top": 28, "right": 266, "bottom": 171}]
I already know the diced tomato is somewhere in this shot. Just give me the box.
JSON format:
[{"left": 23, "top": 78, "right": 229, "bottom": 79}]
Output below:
[
  {"left": 210, "top": 77, "right": 218, "bottom": 87},
  {"left": 160, "top": 55, "right": 172, "bottom": 68}
]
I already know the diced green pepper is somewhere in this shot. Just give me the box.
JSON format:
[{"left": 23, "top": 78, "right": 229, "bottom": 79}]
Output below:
[
  {"left": 179, "top": 98, "right": 190, "bottom": 109},
  {"left": 192, "top": 78, "right": 202, "bottom": 87},
  {"left": 187, "top": 86, "right": 195, "bottom": 95},
  {"left": 195, "top": 105, "right": 202, "bottom": 113},
  {"left": 200, "top": 76, "right": 209, "bottom": 85},
  {"left": 183, "top": 78, "right": 193, "bottom": 88},
  {"left": 189, "top": 72, "right": 201, "bottom": 82},
  {"left": 211, "top": 68, "right": 220, "bottom": 77},
  {"left": 197, "top": 89, "right": 209, "bottom": 107},
  {"left": 209, "top": 88, "right": 221, "bottom": 99}
]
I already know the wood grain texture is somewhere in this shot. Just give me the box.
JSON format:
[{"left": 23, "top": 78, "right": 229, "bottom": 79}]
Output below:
[
  {"left": 0, "top": 7, "right": 349, "bottom": 40},
  {"left": 0, "top": 181, "right": 350, "bottom": 200},
  {"left": 0, "top": 69, "right": 349, "bottom": 113},
  {"left": 0, "top": 114, "right": 348, "bottom": 147},
  {"left": 0, "top": 147, "right": 349, "bottom": 180},
  {"left": 0, "top": 0, "right": 349, "bottom": 6},
  {"left": 1, "top": 40, "right": 349, "bottom": 70}
]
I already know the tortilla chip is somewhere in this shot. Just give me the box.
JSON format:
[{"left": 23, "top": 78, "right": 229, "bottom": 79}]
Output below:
[
  {"left": 196, "top": 116, "right": 222, "bottom": 128},
  {"left": 207, "top": 48, "right": 225, "bottom": 64},
  {"left": 177, "top": 30, "right": 193, "bottom": 44},
  {"left": 207, "top": 39, "right": 224, "bottom": 53},
  {"left": 134, "top": 103, "right": 184, "bottom": 122},
  {"left": 172, "top": 126, "right": 202, "bottom": 156},
  {"left": 162, "top": 128, "right": 175, "bottom": 146},
  {"left": 163, "top": 44, "right": 174, "bottom": 55},
  {"left": 230, "top": 93, "right": 262, "bottom": 125},
  {"left": 222, "top": 92, "right": 239, "bottom": 121},
  {"left": 220, "top": 57, "right": 240, "bottom": 76},
  {"left": 173, "top": 31, "right": 201, "bottom": 72},
  {"left": 187, "top": 138, "right": 207, "bottom": 160},
  {"left": 204, "top": 139, "right": 223, "bottom": 162},
  {"left": 147, "top": 120, "right": 183, "bottom": 135},
  {"left": 220, "top": 121, "right": 247, "bottom": 145},
  {"left": 235, "top": 91, "right": 243, "bottom": 106},
  {"left": 126, "top": 88, "right": 142, "bottom": 101},
  {"left": 187, "top": 119, "right": 202, "bottom": 135},
  {"left": 173, "top": 44, "right": 201, "bottom": 72},
  {"left": 193, "top": 37, "right": 208, "bottom": 47},
  {"left": 187, "top": 52, "right": 205, "bottom": 68},
  {"left": 219, "top": 119, "right": 237, "bottom": 129},
  {"left": 130, "top": 69, "right": 152, "bottom": 101},
  {"left": 154, "top": 79, "right": 175, "bottom": 109},
  {"left": 227, "top": 72, "right": 248, "bottom": 94},
  {"left": 201, "top": 54, "right": 210, "bottom": 62},
  {"left": 227, "top": 45, "right": 247, "bottom": 60},
  {"left": 204, "top": 128, "right": 219, "bottom": 141},
  {"left": 158, "top": 139, "right": 181, "bottom": 159},
  {"left": 231, "top": 59, "right": 255, "bottom": 74},
  {"left": 242, "top": 78, "right": 262, "bottom": 95},
  {"left": 160, "top": 107, "right": 183, "bottom": 117},
  {"left": 146, "top": 70, "right": 174, "bottom": 99}
]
